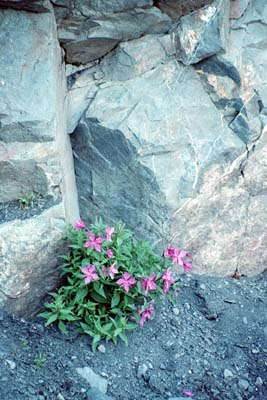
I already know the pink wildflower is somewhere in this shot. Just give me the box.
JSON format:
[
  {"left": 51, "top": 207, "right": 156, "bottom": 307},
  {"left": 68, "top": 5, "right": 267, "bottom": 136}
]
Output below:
[
  {"left": 172, "top": 249, "right": 187, "bottom": 266},
  {"left": 117, "top": 272, "right": 136, "bottom": 292},
  {"left": 81, "top": 264, "right": 99, "bottom": 284},
  {"left": 106, "top": 249, "right": 113, "bottom": 258},
  {"left": 105, "top": 226, "right": 114, "bottom": 242},
  {"left": 183, "top": 391, "right": 194, "bottom": 397},
  {"left": 141, "top": 273, "right": 157, "bottom": 295},
  {"left": 183, "top": 260, "right": 192, "bottom": 272},
  {"left": 164, "top": 243, "right": 175, "bottom": 258},
  {"left": 109, "top": 261, "right": 119, "bottom": 280},
  {"left": 140, "top": 302, "right": 154, "bottom": 327},
  {"left": 102, "top": 266, "right": 108, "bottom": 278},
  {"left": 162, "top": 268, "right": 175, "bottom": 295},
  {"left": 74, "top": 218, "right": 85, "bottom": 230},
  {"left": 84, "top": 233, "right": 103, "bottom": 252}
]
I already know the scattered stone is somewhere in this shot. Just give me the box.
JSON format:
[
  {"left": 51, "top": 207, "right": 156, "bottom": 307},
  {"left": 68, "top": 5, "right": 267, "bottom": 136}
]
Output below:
[
  {"left": 255, "top": 377, "right": 263, "bottom": 387},
  {"left": 137, "top": 363, "right": 148, "bottom": 379},
  {"left": 243, "top": 317, "right": 248, "bottom": 325},
  {"left": 173, "top": 307, "right": 180, "bottom": 316},
  {"left": 5, "top": 360, "right": 16, "bottom": 370},
  {"left": 238, "top": 379, "right": 249, "bottom": 391},
  {"left": 57, "top": 394, "right": 65, "bottom": 400},
  {"left": 252, "top": 348, "right": 260, "bottom": 354},
  {"left": 224, "top": 369, "right": 234, "bottom": 379},
  {"left": 87, "top": 387, "right": 113, "bottom": 400},
  {"left": 98, "top": 344, "right": 106, "bottom": 354},
  {"left": 76, "top": 367, "right": 108, "bottom": 394}
]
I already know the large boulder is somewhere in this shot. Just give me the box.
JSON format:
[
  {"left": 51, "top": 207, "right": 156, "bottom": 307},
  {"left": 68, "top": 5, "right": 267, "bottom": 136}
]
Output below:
[{"left": 0, "top": 6, "right": 79, "bottom": 315}]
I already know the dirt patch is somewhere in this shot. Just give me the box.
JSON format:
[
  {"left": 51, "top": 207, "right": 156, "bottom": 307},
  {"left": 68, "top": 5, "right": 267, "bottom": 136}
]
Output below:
[{"left": 0, "top": 273, "right": 267, "bottom": 400}]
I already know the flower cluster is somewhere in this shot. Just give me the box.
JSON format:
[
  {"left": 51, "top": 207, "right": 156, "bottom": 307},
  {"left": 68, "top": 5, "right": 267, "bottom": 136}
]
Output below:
[
  {"left": 41, "top": 219, "right": 192, "bottom": 350},
  {"left": 164, "top": 243, "right": 193, "bottom": 272}
]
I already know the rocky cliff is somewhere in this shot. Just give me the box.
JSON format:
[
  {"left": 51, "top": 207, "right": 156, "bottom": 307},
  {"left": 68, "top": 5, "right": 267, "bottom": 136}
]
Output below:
[{"left": 0, "top": 0, "right": 266, "bottom": 315}]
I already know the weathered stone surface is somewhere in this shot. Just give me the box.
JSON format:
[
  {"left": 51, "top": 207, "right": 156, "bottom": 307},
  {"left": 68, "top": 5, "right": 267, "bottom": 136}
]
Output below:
[
  {"left": 71, "top": 119, "right": 167, "bottom": 245},
  {"left": 63, "top": 37, "right": 119, "bottom": 65},
  {"left": 0, "top": 0, "right": 51, "bottom": 13},
  {"left": 230, "top": 0, "right": 249, "bottom": 19},
  {"left": 195, "top": 14, "right": 267, "bottom": 144},
  {"left": 0, "top": 7, "right": 79, "bottom": 315},
  {"left": 0, "top": 204, "right": 66, "bottom": 316},
  {"left": 231, "top": 0, "right": 267, "bottom": 28},
  {"left": 0, "top": 9, "right": 57, "bottom": 142},
  {"left": 175, "top": 0, "right": 230, "bottom": 65},
  {"left": 156, "top": 0, "right": 213, "bottom": 19},
  {"left": 57, "top": 7, "right": 172, "bottom": 65},
  {"left": 170, "top": 127, "right": 267, "bottom": 277}
]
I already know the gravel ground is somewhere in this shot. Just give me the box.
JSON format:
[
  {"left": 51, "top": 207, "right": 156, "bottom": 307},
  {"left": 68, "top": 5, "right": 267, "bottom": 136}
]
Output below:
[
  {"left": 0, "top": 273, "right": 267, "bottom": 400},
  {"left": 0, "top": 196, "right": 58, "bottom": 224}
]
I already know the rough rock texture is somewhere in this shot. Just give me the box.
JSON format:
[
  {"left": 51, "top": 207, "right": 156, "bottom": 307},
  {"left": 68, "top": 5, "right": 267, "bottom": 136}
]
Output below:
[
  {"left": 0, "top": 6, "right": 79, "bottom": 314},
  {"left": 68, "top": 1, "right": 267, "bottom": 277},
  {"left": 57, "top": 6, "right": 172, "bottom": 65},
  {"left": 175, "top": 0, "right": 230, "bottom": 65}
]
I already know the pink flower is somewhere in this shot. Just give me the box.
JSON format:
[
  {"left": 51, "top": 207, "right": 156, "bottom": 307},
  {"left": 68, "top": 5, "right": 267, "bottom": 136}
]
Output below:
[
  {"left": 140, "top": 302, "right": 154, "bottom": 327},
  {"left": 109, "top": 262, "right": 119, "bottom": 280},
  {"left": 117, "top": 272, "right": 136, "bottom": 292},
  {"left": 74, "top": 218, "right": 85, "bottom": 230},
  {"left": 105, "top": 226, "right": 114, "bottom": 242},
  {"left": 172, "top": 249, "right": 187, "bottom": 266},
  {"left": 141, "top": 273, "right": 157, "bottom": 295},
  {"left": 164, "top": 243, "right": 175, "bottom": 258},
  {"left": 183, "top": 391, "right": 194, "bottom": 397},
  {"left": 85, "top": 233, "right": 103, "bottom": 252},
  {"left": 162, "top": 268, "right": 175, "bottom": 295},
  {"left": 81, "top": 264, "right": 99, "bottom": 284},
  {"left": 102, "top": 266, "right": 108, "bottom": 278},
  {"left": 183, "top": 260, "right": 192, "bottom": 272},
  {"left": 106, "top": 249, "right": 113, "bottom": 258}
]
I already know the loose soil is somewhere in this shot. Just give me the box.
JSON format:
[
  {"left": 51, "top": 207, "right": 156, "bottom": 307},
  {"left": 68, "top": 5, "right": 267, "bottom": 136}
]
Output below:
[{"left": 0, "top": 273, "right": 266, "bottom": 400}]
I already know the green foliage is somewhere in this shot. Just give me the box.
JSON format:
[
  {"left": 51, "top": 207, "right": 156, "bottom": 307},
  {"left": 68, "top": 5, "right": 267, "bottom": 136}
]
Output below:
[
  {"left": 18, "top": 192, "right": 36, "bottom": 208},
  {"left": 40, "top": 220, "right": 176, "bottom": 351},
  {"left": 34, "top": 353, "right": 46, "bottom": 367}
]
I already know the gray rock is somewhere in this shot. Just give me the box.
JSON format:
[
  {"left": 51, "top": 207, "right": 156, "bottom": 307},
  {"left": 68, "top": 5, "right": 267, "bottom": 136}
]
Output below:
[
  {"left": 137, "top": 363, "right": 149, "bottom": 379},
  {"left": 0, "top": 0, "right": 51, "bottom": 13},
  {"left": 97, "top": 345, "right": 106, "bottom": 354},
  {"left": 73, "top": 0, "right": 153, "bottom": 14},
  {"left": 58, "top": 7, "right": 171, "bottom": 65},
  {"left": 231, "top": 0, "right": 267, "bottom": 28},
  {"left": 5, "top": 359, "right": 16, "bottom": 369},
  {"left": 157, "top": 0, "right": 213, "bottom": 19},
  {"left": 175, "top": 0, "right": 230, "bottom": 65},
  {"left": 62, "top": 37, "right": 119, "bottom": 66},
  {"left": 224, "top": 369, "right": 234, "bottom": 379},
  {"left": 0, "top": 6, "right": 79, "bottom": 316},
  {"left": 238, "top": 379, "right": 249, "bottom": 390},
  {"left": 255, "top": 377, "right": 263, "bottom": 387},
  {"left": 76, "top": 367, "right": 108, "bottom": 394},
  {"left": 230, "top": 0, "right": 249, "bottom": 19},
  {"left": 87, "top": 387, "right": 113, "bottom": 400}
]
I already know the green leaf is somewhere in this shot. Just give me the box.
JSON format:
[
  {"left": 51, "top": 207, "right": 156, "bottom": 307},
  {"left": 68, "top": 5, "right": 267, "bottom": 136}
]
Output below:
[
  {"left": 111, "top": 291, "right": 120, "bottom": 308},
  {"left": 119, "top": 331, "right": 128, "bottom": 346},
  {"left": 58, "top": 320, "right": 68, "bottom": 335},
  {"left": 92, "top": 334, "right": 101, "bottom": 352},
  {"left": 93, "top": 281, "right": 106, "bottom": 298},
  {"left": 90, "top": 291, "right": 108, "bottom": 304},
  {"left": 45, "top": 313, "right": 58, "bottom": 326}
]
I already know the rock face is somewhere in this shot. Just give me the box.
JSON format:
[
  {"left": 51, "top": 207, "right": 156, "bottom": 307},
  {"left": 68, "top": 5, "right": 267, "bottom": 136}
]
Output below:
[
  {"left": 68, "top": 1, "right": 267, "bottom": 277},
  {"left": 1, "top": 0, "right": 267, "bottom": 316},
  {"left": 0, "top": 5, "right": 79, "bottom": 315}
]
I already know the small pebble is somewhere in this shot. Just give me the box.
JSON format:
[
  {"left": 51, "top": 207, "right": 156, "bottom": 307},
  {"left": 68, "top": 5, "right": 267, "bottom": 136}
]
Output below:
[
  {"left": 256, "top": 377, "right": 263, "bottom": 387},
  {"left": 98, "top": 344, "right": 106, "bottom": 354},
  {"left": 173, "top": 307, "right": 180, "bottom": 316},
  {"left": 5, "top": 360, "right": 16, "bottom": 370},
  {"left": 224, "top": 369, "right": 234, "bottom": 379},
  {"left": 252, "top": 348, "right": 259, "bottom": 354},
  {"left": 238, "top": 379, "right": 249, "bottom": 390},
  {"left": 137, "top": 363, "right": 148, "bottom": 379},
  {"left": 243, "top": 317, "right": 248, "bottom": 324}
]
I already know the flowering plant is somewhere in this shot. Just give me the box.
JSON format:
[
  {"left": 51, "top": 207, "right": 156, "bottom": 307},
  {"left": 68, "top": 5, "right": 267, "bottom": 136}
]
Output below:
[{"left": 40, "top": 219, "right": 192, "bottom": 351}]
